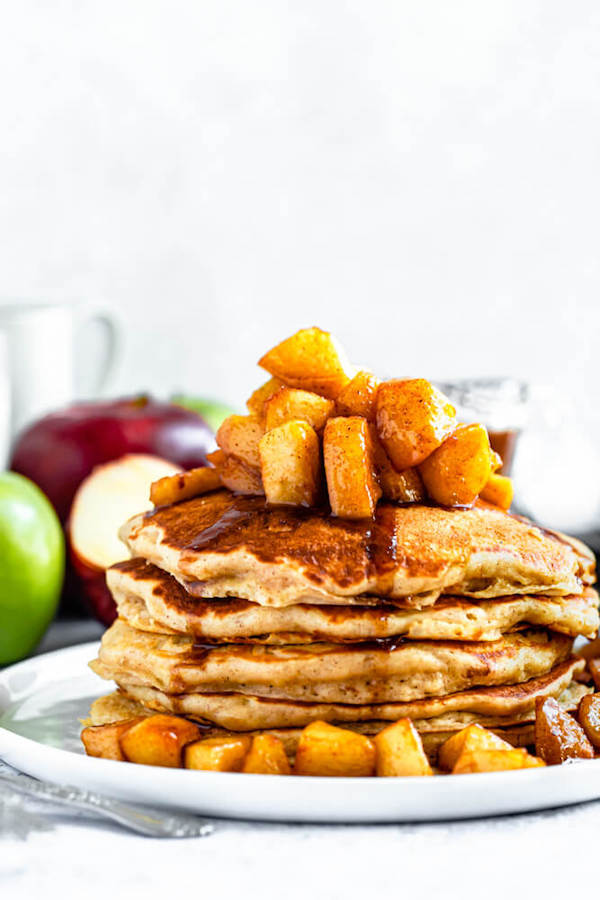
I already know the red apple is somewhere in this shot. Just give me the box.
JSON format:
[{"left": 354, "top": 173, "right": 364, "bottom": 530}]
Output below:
[
  {"left": 10, "top": 395, "right": 215, "bottom": 525},
  {"left": 69, "top": 453, "right": 181, "bottom": 624}
]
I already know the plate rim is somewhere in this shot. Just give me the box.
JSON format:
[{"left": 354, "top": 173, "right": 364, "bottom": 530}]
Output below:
[{"left": 2, "top": 640, "right": 600, "bottom": 823}]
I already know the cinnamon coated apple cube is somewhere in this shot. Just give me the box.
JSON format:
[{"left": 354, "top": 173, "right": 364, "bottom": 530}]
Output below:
[
  {"left": 264, "top": 387, "right": 334, "bottom": 432},
  {"left": 438, "top": 723, "right": 514, "bottom": 771},
  {"left": 219, "top": 454, "right": 264, "bottom": 495},
  {"left": 370, "top": 429, "right": 425, "bottom": 503},
  {"left": 150, "top": 466, "right": 222, "bottom": 507},
  {"left": 323, "top": 417, "right": 381, "bottom": 518},
  {"left": 246, "top": 377, "right": 285, "bottom": 418},
  {"left": 294, "top": 721, "right": 376, "bottom": 777},
  {"left": 375, "top": 379, "right": 456, "bottom": 471},
  {"left": 534, "top": 697, "right": 595, "bottom": 765},
  {"left": 259, "top": 420, "right": 321, "bottom": 506},
  {"left": 242, "top": 735, "right": 291, "bottom": 774},
  {"left": 577, "top": 694, "right": 600, "bottom": 749},
  {"left": 335, "top": 370, "right": 381, "bottom": 421},
  {"left": 479, "top": 473, "right": 514, "bottom": 510},
  {"left": 374, "top": 719, "right": 432, "bottom": 776},
  {"left": 258, "top": 327, "right": 354, "bottom": 399},
  {"left": 81, "top": 718, "right": 144, "bottom": 761},
  {"left": 419, "top": 423, "right": 493, "bottom": 507},
  {"left": 216, "top": 414, "right": 264, "bottom": 469},
  {"left": 119, "top": 715, "right": 202, "bottom": 768},
  {"left": 184, "top": 735, "right": 251, "bottom": 772},
  {"left": 452, "top": 748, "right": 545, "bottom": 774}
]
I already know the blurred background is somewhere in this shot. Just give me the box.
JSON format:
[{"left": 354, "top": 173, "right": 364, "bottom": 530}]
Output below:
[{"left": 1, "top": 2, "right": 600, "bottom": 642}]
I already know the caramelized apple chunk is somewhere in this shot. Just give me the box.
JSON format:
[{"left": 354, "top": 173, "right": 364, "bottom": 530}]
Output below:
[
  {"left": 438, "top": 724, "right": 514, "bottom": 772},
  {"left": 375, "top": 379, "right": 457, "bottom": 471},
  {"left": 419, "top": 423, "right": 493, "bottom": 507},
  {"left": 374, "top": 719, "right": 432, "bottom": 776},
  {"left": 216, "top": 414, "right": 264, "bottom": 469},
  {"left": 259, "top": 327, "right": 354, "bottom": 399},
  {"left": 242, "top": 735, "right": 291, "bottom": 774},
  {"left": 335, "top": 370, "right": 381, "bottom": 421},
  {"left": 119, "top": 715, "right": 202, "bottom": 768},
  {"left": 150, "top": 466, "right": 222, "bottom": 507},
  {"left": 577, "top": 694, "right": 600, "bottom": 749},
  {"left": 534, "top": 697, "right": 594, "bottom": 765},
  {"left": 184, "top": 735, "right": 251, "bottom": 772},
  {"left": 294, "top": 721, "right": 376, "bottom": 777},
  {"left": 219, "top": 455, "right": 264, "bottom": 495},
  {"left": 589, "top": 659, "right": 600, "bottom": 691},
  {"left": 370, "top": 429, "right": 425, "bottom": 503},
  {"left": 480, "top": 473, "right": 514, "bottom": 510},
  {"left": 264, "top": 387, "right": 334, "bottom": 432},
  {"left": 452, "top": 748, "right": 545, "bottom": 774},
  {"left": 259, "top": 420, "right": 321, "bottom": 506},
  {"left": 246, "top": 377, "right": 285, "bottom": 418},
  {"left": 81, "top": 718, "right": 144, "bottom": 761},
  {"left": 323, "top": 417, "right": 381, "bottom": 518}
]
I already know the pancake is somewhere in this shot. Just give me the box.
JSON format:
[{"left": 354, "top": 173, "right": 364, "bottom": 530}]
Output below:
[
  {"left": 119, "top": 491, "right": 594, "bottom": 607},
  {"left": 113, "top": 658, "right": 588, "bottom": 730},
  {"left": 90, "top": 619, "right": 574, "bottom": 703},
  {"left": 109, "top": 559, "right": 600, "bottom": 643}
]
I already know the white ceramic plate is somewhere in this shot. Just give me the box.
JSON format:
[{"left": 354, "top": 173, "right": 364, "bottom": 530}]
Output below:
[{"left": 1, "top": 641, "right": 600, "bottom": 823}]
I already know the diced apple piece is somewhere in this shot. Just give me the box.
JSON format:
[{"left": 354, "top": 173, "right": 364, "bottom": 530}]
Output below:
[
  {"left": 216, "top": 415, "right": 264, "bottom": 469},
  {"left": 184, "top": 735, "right": 251, "bottom": 771},
  {"left": 259, "top": 421, "right": 321, "bottom": 506},
  {"left": 323, "top": 417, "right": 381, "bottom": 518},
  {"left": 219, "top": 455, "right": 264, "bottom": 495},
  {"left": 452, "top": 748, "right": 545, "bottom": 774},
  {"left": 242, "top": 735, "right": 291, "bottom": 774},
  {"left": 246, "top": 377, "right": 285, "bottom": 417},
  {"left": 577, "top": 694, "right": 600, "bottom": 749},
  {"left": 419, "top": 423, "right": 493, "bottom": 507},
  {"left": 206, "top": 448, "right": 226, "bottom": 467},
  {"left": 150, "top": 466, "right": 222, "bottom": 507},
  {"left": 258, "top": 327, "right": 354, "bottom": 399},
  {"left": 264, "top": 388, "right": 334, "bottom": 432},
  {"left": 438, "top": 723, "right": 513, "bottom": 772},
  {"left": 335, "top": 370, "right": 381, "bottom": 421},
  {"left": 374, "top": 719, "right": 432, "bottom": 776},
  {"left": 535, "top": 697, "right": 595, "bottom": 765},
  {"left": 323, "top": 416, "right": 381, "bottom": 517},
  {"left": 294, "top": 721, "right": 376, "bottom": 777},
  {"left": 81, "top": 718, "right": 144, "bottom": 761},
  {"left": 375, "top": 379, "right": 457, "bottom": 470},
  {"left": 480, "top": 473, "right": 514, "bottom": 510},
  {"left": 370, "top": 429, "right": 425, "bottom": 503},
  {"left": 119, "top": 715, "right": 202, "bottom": 768}
]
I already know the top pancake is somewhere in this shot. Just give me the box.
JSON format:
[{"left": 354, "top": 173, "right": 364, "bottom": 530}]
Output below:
[{"left": 119, "top": 490, "right": 595, "bottom": 607}]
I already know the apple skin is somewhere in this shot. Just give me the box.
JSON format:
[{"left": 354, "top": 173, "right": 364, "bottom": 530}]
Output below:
[
  {"left": 69, "top": 543, "right": 116, "bottom": 625},
  {"left": 0, "top": 472, "right": 64, "bottom": 664},
  {"left": 10, "top": 396, "right": 215, "bottom": 525}
]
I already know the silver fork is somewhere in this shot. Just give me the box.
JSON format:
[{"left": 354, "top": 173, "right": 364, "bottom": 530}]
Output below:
[{"left": 0, "top": 772, "right": 214, "bottom": 838}]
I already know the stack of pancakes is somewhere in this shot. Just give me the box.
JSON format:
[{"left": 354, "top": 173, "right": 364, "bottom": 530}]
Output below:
[{"left": 90, "top": 490, "right": 598, "bottom": 760}]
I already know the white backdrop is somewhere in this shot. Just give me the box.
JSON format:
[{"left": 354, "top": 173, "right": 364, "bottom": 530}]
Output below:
[{"left": 1, "top": 2, "right": 599, "bottom": 511}]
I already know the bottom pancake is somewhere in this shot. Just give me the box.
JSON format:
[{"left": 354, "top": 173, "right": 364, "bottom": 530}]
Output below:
[{"left": 84, "top": 692, "right": 542, "bottom": 765}]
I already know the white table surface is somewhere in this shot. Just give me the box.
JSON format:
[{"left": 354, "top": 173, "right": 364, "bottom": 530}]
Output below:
[{"left": 2, "top": 621, "right": 599, "bottom": 900}]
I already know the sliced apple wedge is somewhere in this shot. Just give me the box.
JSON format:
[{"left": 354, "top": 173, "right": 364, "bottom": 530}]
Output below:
[{"left": 69, "top": 453, "right": 180, "bottom": 623}]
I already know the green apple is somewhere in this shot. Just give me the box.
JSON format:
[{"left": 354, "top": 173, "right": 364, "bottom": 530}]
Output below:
[
  {"left": 170, "top": 395, "right": 237, "bottom": 433},
  {"left": 0, "top": 472, "right": 65, "bottom": 664}
]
